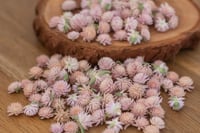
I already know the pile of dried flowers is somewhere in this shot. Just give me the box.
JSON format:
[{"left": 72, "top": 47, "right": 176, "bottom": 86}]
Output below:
[
  {"left": 49, "top": 0, "right": 179, "bottom": 45},
  {"left": 7, "top": 54, "right": 194, "bottom": 133}
]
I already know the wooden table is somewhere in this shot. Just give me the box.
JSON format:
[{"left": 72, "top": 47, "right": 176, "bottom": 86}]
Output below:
[{"left": 0, "top": 0, "right": 199, "bottom": 133}]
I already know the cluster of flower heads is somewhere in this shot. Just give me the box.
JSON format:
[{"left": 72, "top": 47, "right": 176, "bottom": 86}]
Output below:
[
  {"left": 49, "top": 0, "right": 179, "bottom": 46},
  {"left": 7, "top": 54, "right": 194, "bottom": 133}
]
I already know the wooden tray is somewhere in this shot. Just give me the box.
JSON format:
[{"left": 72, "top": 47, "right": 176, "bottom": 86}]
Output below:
[{"left": 33, "top": 0, "right": 200, "bottom": 64}]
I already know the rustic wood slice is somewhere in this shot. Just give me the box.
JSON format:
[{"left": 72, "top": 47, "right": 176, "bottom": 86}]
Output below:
[{"left": 33, "top": 0, "right": 200, "bottom": 64}]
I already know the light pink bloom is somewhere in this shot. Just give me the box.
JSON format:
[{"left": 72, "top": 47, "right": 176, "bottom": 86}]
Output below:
[
  {"left": 167, "top": 71, "right": 179, "bottom": 83},
  {"left": 101, "top": 11, "right": 115, "bottom": 23},
  {"left": 34, "top": 79, "right": 48, "bottom": 91},
  {"left": 90, "top": 5, "right": 102, "bottom": 21},
  {"left": 67, "top": 94, "right": 78, "bottom": 106},
  {"left": 36, "top": 54, "right": 49, "bottom": 67},
  {"left": 111, "top": 16, "right": 123, "bottom": 32},
  {"left": 143, "top": 125, "right": 160, "bottom": 133},
  {"left": 81, "top": 25, "right": 97, "bottom": 42},
  {"left": 70, "top": 71, "right": 84, "bottom": 84},
  {"left": 23, "top": 83, "right": 36, "bottom": 97},
  {"left": 131, "top": 102, "right": 147, "bottom": 116},
  {"left": 146, "top": 89, "right": 160, "bottom": 97},
  {"left": 64, "top": 121, "right": 78, "bottom": 133},
  {"left": 98, "top": 21, "right": 110, "bottom": 34},
  {"left": 79, "top": 60, "right": 91, "bottom": 72},
  {"left": 133, "top": 73, "right": 149, "bottom": 84},
  {"left": 125, "top": 17, "right": 138, "bottom": 31},
  {"left": 38, "top": 106, "right": 54, "bottom": 119},
  {"left": 150, "top": 116, "right": 165, "bottom": 129},
  {"left": 67, "top": 31, "right": 80, "bottom": 41},
  {"left": 53, "top": 80, "right": 71, "bottom": 97},
  {"left": 23, "top": 103, "right": 39, "bottom": 116},
  {"left": 134, "top": 117, "right": 149, "bottom": 130},
  {"left": 81, "top": 0, "right": 90, "bottom": 9},
  {"left": 49, "top": 16, "right": 60, "bottom": 28},
  {"left": 29, "top": 66, "right": 43, "bottom": 78},
  {"left": 80, "top": 9, "right": 90, "bottom": 16},
  {"left": 70, "top": 105, "right": 84, "bottom": 116},
  {"left": 41, "top": 89, "right": 54, "bottom": 106},
  {"left": 86, "top": 98, "right": 101, "bottom": 112},
  {"left": 113, "top": 30, "right": 127, "bottom": 41},
  {"left": 106, "top": 102, "right": 121, "bottom": 117},
  {"left": 29, "top": 93, "right": 42, "bottom": 103},
  {"left": 168, "top": 97, "right": 185, "bottom": 111},
  {"left": 106, "top": 118, "right": 123, "bottom": 133},
  {"left": 52, "top": 98, "right": 66, "bottom": 110},
  {"left": 178, "top": 76, "right": 194, "bottom": 91},
  {"left": 21, "top": 79, "right": 32, "bottom": 88},
  {"left": 150, "top": 106, "right": 165, "bottom": 118},
  {"left": 96, "top": 34, "right": 112, "bottom": 46},
  {"left": 126, "top": 62, "right": 137, "bottom": 77},
  {"left": 169, "top": 86, "right": 185, "bottom": 97},
  {"left": 138, "top": 13, "right": 153, "bottom": 25},
  {"left": 101, "top": 0, "right": 112, "bottom": 10},
  {"left": 62, "top": 0, "right": 77, "bottom": 11},
  {"left": 121, "top": 8, "right": 132, "bottom": 19},
  {"left": 70, "top": 14, "right": 88, "bottom": 31},
  {"left": 162, "top": 78, "right": 174, "bottom": 92},
  {"left": 62, "top": 12, "right": 73, "bottom": 20},
  {"left": 147, "top": 78, "right": 161, "bottom": 90},
  {"left": 92, "top": 109, "right": 105, "bottom": 126},
  {"left": 99, "top": 77, "right": 115, "bottom": 94},
  {"left": 119, "top": 112, "right": 134, "bottom": 129},
  {"left": 159, "top": 2, "right": 175, "bottom": 18},
  {"left": 128, "top": 83, "right": 146, "bottom": 99},
  {"left": 119, "top": 97, "right": 133, "bottom": 111},
  {"left": 111, "top": 64, "right": 126, "bottom": 79},
  {"left": 77, "top": 94, "right": 91, "bottom": 107},
  {"left": 102, "top": 93, "right": 114, "bottom": 105},
  {"left": 145, "top": 96, "right": 162, "bottom": 108},
  {"left": 7, "top": 102, "right": 23, "bottom": 116},
  {"left": 50, "top": 123, "right": 64, "bottom": 133},
  {"left": 114, "top": 78, "right": 132, "bottom": 91},
  {"left": 155, "top": 18, "right": 169, "bottom": 32},
  {"left": 169, "top": 15, "right": 179, "bottom": 29},
  {"left": 141, "top": 27, "right": 150, "bottom": 41},
  {"left": 8, "top": 81, "right": 22, "bottom": 94},
  {"left": 98, "top": 57, "right": 115, "bottom": 70},
  {"left": 64, "top": 56, "right": 79, "bottom": 73},
  {"left": 76, "top": 75, "right": 89, "bottom": 85},
  {"left": 77, "top": 112, "right": 93, "bottom": 130}
]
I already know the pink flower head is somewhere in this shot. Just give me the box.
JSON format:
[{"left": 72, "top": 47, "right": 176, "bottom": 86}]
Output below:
[
  {"left": 8, "top": 81, "right": 22, "bottom": 94},
  {"left": 99, "top": 77, "right": 115, "bottom": 94},
  {"left": 111, "top": 16, "right": 123, "bottom": 32},
  {"left": 126, "top": 62, "right": 138, "bottom": 77},
  {"left": 21, "top": 79, "right": 32, "bottom": 88},
  {"left": 131, "top": 102, "right": 147, "bottom": 116},
  {"left": 113, "top": 30, "right": 127, "bottom": 41},
  {"left": 159, "top": 2, "right": 175, "bottom": 18},
  {"left": 77, "top": 112, "right": 93, "bottom": 130},
  {"left": 70, "top": 71, "right": 84, "bottom": 84},
  {"left": 62, "top": 0, "right": 77, "bottom": 11},
  {"left": 7, "top": 102, "right": 23, "bottom": 116},
  {"left": 150, "top": 116, "right": 165, "bottom": 129},
  {"left": 80, "top": 9, "right": 90, "bottom": 16},
  {"left": 162, "top": 78, "right": 173, "bottom": 92},
  {"left": 124, "top": 17, "right": 138, "bottom": 31},
  {"left": 53, "top": 80, "right": 71, "bottom": 97},
  {"left": 81, "top": 0, "right": 90, "bottom": 9},
  {"left": 70, "top": 14, "right": 88, "bottom": 31},
  {"left": 36, "top": 54, "right": 49, "bottom": 67},
  {"left": 98, "top": 21, "right": 110, "bottom": 34},
  {"left": 29, "top": 66, "right": 43, "bottom": 79},
  {"left": 86, "top": 98, "right": 101, "bottom": 113},
  {"left": 81, "top": 25, "right": 97, "bottom": 42},
  {"left": 128, "top": 83, "right": 146, "bottom": 99},
  {"left": 34, "top": 79, "right": 48, "bottom": 91},
  {"left": 62, "top": 12, "right": 73, "bottom": 20},
  {"left": 106, "top": 118, "right": 123, "bottom": 133},
  {"left": 155, "top": 18, "right": 169, "bottom": 32},
  {"left": 49, "top": 16, "right": 60, "bottom": 28},
  {"left": 79, "top": 60, "right": 91, "bottom": 72},
  {"left": 50, "top": 123, "right": 64, "bottom": 133},
  {"left": 96, "top": 34, "right": 112, "bottom": 46},
  {"left": 114, "top": 78, "right": 132, "bottom": 91},
  {"left": 92, "top": 109, "right": 105, "bottom": 126},
  {"left": 23, "top": 103, "right": 39, "bottom": 116},
  {"left": 48, "top": 58, "right": 61, "bottom": 69},
  {"left": 90, "top": 5, "right": 102, "bottom": 21},
  {"left": 41, "top": 88, "right": 54, "bottom": 106},
  {"left": 121, "top": 8, "right": 132, "bottom": 19},
  {"left": 119, "top": 97, "right": 133, "bottom": 111},
  {"left": 147, "top": 78, "right": 161, "bottom": 90},
  {"left": 178, "top": 76, "right": 194, "bottom": 91},
  {"left": 167, "top": 71, "right": 179, "bottom": 83},
  {"left": 141, "top": 26, "right": 150, "bottom": 41},
  {"left": 111, "top": 64, "right": 126, "bottom": 79},
  {"left": 23, "top": 83, "right": 36, "bottom": 97},
  {"left": 52, "top": 98, "right": 66, "bottom": 110},
  {"left": 76, "top": 75, "right": 89, "bottom": 85},
  {"left": 102, "top": 93, "right": 114, "bottom": 105},
  {"left": 150, "top": 105, "right": 165, "bottom": 118},
  {"left": 77, "top": 94, "right": 91, "bottom": 106},
  {"left": 169, "top": 15, "right": 179, "bottom": 29},
  {"left": 29, "top": 93, "right": 42, "bottom": 103},
  {"left": 98, "top": 57, "right": 115, "bottom": 70},
  {"left": 67, "top": 31, "right": 80, "bottom": 41},
  {"left": 138, "top": 12, "right": 153, "bottom": 25},
  {"left": 168, "top": 97, "right": 185, "bottom": 111},
  {"left": 145, "top": 96, "right": 162, "bottom": 108},
  {"left": 64, "top": 121, "right": 79, "bottom": 133},
  {"left": 101, "top": 0, "right": 112, "bottom": 10},
  {"left": 106, "top": 102, "right": 121, "bottom": 117},
  {"left": 101, "top": 11, "right": 115, "bottom": 23},
  {"left": 133, "top": 73, "right": 150, "bottom": 84},
  {"left": 128, "top": 30, "right": 143, "bottom": 45},
  {"left": 70, "top": 105, "right": 84, "bottom": 116},
  {"left": 143, "top": 125, "right": 160, "bottom": 133},
  {"left": 38, "top": 106, "right": 54, "bottom": 119},
  {"left": 54, "top": 109, "right": 69, "bottom": 123},
  {"left": 134, "top": 117, "right": 149, "bottom": 130},
  {"left": 67, "top": 93, "right": 78, "bottom": 106},
  {"left": 146, "top": 89, "right": 160, "bottom": 97},
  {"left": 169, "top": 86, "right": 185, "bottom": 97},
  {"left": 119, "top": 112, "right": 134, "bottom": 129}
]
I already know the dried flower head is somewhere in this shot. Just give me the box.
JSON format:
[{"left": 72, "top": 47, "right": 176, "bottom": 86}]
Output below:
[
  {"left": 131, "top": 102, "right": 147, "bottom": 116},
  {"left": 29, "top": 66, "right": 43, "bottom": 79},
  {"left": 128, "top": 30, "right": 143, "bottom": 45},
  {"left": 125, "top": 17, "right": 138, "bottom": 31},
  {"left": 62, "top": 0, "right": 77, "bottom": 11},
  {"left": 67, "top": 31, "right": 80, "bottom": 41},
  {"left": 90, "top": 5, "right": 103, "bottom": 21},
  {"left": 64, "top": 56, "right": 79, "bottom": 73},
  {"left": 134, "top": 117, "right": 149, "bottom": 130},
  {"left": 150, "top": 106, "right": 165, "bottom": 118},
  {"left": 98, "top": 57, "right": 115, "bottom": 70},
  {"left": 38, "top": 106, "right": 54, "bottom": 119},
  {"left": 92, "top": 109, "right": 105, "bottom": 126},
  {"left": 99, "top": 77, "right": 115, "bottom": 94},
  {"left": 119, "top": 97, "right": 133, "bottom": 111},
  {"left": 106, "top": 118, "right": 123, "bottom": 133},
  {"left": 150, "top": 116, "right": 165, "bottom": 129},
  {"left": 101, "top": 11, "right": 115, "bottom": 22},
  {"left": 106, "top": 102, "right": 121, "bottom": 117},
  {"left": 169, "top": 86, "right": 185, "bottom": 97},
  {"left": 98, "top": 21, "right": 110, "bottom": 34},
  {"left": 53, "top": 80, "right": 71, "bottom": 97},
  {"left": 155, "top": 18, "right": 169, "bottom": 32},
  {"left": 36, "top": 54, "right": 49, "bottom": 67},
  {"left": 113, "top": 30, "right": 127, "bottom": 41},
  {"left": 54, "top": 109, "right": 70, "bottom": 123},
  {"left": 64, "top": 121, "right": 79, "bottom": 133},
  {"left": 114, "top": 78, "right": 132, "bottom": 91},
  {"left": 96, "top": 34, "right": 112, "bottom": 46},
  {"left": 168, "top": 97, "right": 185, "bottom": 111},
  {"left": 133, "top": 73, "right": 149, "bottom": 84},
  {"left": 167, "top": 71, "right": 179, "bottom": 83},
  {"left": 50, "top": 123, "right": 64, "bottom": 133},
  {"left": 81, "top": 25, "right": 97, "bottom": 42},
  {"left": 128, "top": 83, "right": 146, "bottom": 99},
  {"left": 119, "top": 112, "right": 134, "bottom": 129},
  {"left": 111, "top": 16, "right": 123, "bottom": 32},
  {"left": 70, "top": 14, "right": 88, "bottom": 31},
  {"left": 29, "top": 93, "right": 42, "bottom": 103},
  {"left": 77, "top": 112, "right": 93, "bottom": 130},
  {"left": 178, "top": 76, "right": 194, "bottom": 91},
  {"left": 111, "top": 64, "right": 127, "bottom": 79},
  {"left": 159, "top": 2, "right": 175, "bottom": 18},
  {"left": 145, "top": 96, "right": 162, "bottom": 108},
  {"left": 7, "top": 102, "right": 23, "bottom": 116},
  {"left": 70, "top": 105, "right": 84, "bottom": 116},
  {"left": 23, "top": 103, "right": 39, "bottom": 116},
  {"left": 23, "top": 83, "right": 36, "bottom": 97},
  {"left": 8, "top": 81, "right": 22, "bottom": 94},
  {"left": 49, "top": 16, "right": 61, "bottom": 28}
]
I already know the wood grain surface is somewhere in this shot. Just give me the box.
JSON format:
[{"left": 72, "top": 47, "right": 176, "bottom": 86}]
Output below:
[{"left": 0, "top": 0, "right": 200, "bottom": 133}]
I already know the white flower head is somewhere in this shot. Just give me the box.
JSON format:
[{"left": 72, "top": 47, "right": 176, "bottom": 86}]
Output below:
[
  {"left": 155, "top": 18, "right": 169, "bottom": 32},
  {"left": 106, "top": 102, "right": 121, "bottom": 117},
  {"left": 128, "top": 30, "right": 143, "bottom": 45},
  {"left": 64, "top": 56, "right": 79, "bottom": 73},
  {"left": 168, "top": 97, "right": 185, "bottom": 111},
  {"left": 106, "top": 118, "right": 123, "bottom": 133}
]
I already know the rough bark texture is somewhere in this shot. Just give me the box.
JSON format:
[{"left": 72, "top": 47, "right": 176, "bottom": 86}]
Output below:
[{"left": 33, "top": 0, "right": 200, "bottom": 64}]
